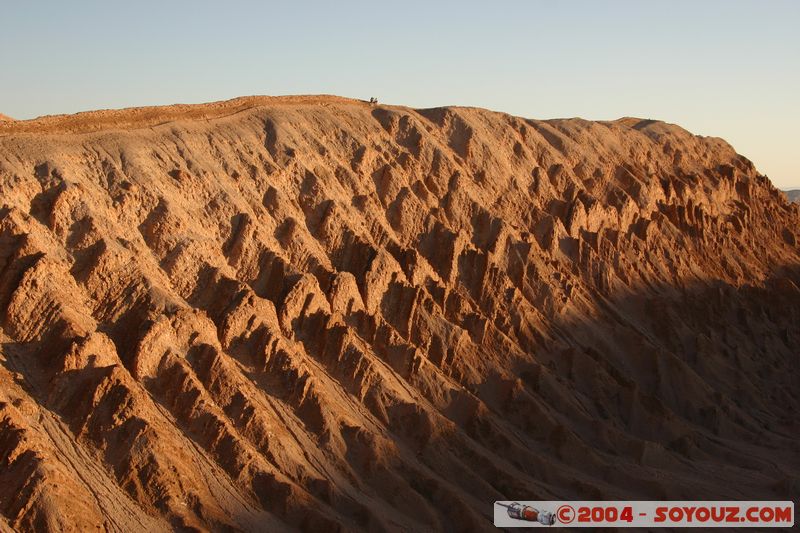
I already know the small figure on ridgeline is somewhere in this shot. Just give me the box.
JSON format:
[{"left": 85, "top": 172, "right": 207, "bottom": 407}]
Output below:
[{"left": 369, "top": 97, "right": 378, "bottom": 106}]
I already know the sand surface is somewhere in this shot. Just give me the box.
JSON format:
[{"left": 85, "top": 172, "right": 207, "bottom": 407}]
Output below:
[{"left": 0, "top": 96, "right": 798, "bottom": 531}]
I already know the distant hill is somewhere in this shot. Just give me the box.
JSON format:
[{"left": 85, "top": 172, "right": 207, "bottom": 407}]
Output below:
[{"left": 785, "top": 189, "right": 800, "bottom": 203}]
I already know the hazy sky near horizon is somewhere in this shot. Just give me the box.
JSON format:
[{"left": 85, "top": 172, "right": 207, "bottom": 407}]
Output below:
[{"left": 2, "top": 1, "right": 798, "bottom": 188}]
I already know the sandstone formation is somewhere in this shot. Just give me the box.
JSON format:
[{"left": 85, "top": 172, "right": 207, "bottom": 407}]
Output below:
[{"left": 0, "top": 96, "right": 798, "bottom": 531}]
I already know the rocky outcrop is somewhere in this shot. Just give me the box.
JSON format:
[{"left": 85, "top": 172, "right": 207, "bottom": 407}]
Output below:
[{"left": 0, "top": 97, "right": 798, "bottom": 531}]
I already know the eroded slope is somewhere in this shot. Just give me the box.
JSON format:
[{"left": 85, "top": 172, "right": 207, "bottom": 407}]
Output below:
[{"left": 0, "top": 98, "right": 798, "bottom": 531}]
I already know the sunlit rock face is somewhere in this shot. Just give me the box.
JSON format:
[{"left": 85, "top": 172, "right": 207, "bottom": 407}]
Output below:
[{"left": 0, "top": 96, "right": 798, "bottom": 531}]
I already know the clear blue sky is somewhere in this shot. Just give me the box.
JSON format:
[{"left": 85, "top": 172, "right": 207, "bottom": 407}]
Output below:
[{"left": 2, "top": 1, "right": 798, "bottom": 188}]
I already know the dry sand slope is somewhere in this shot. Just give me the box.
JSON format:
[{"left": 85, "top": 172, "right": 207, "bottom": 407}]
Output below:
[{"left": 0, "top": 96, "right": 798, "bottom": 531}]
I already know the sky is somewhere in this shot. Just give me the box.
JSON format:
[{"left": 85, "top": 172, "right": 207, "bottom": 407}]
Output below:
[{"left": 2, "top": 1, "right": 798, "bottom": 188}]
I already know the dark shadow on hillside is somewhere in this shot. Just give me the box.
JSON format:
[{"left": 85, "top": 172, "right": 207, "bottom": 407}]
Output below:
[{"left": 403, "top": 265, "right": 800, "bottom": 521}]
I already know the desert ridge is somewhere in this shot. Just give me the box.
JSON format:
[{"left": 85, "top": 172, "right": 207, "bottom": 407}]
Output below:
[{"left": 0, "top": 96, "right": 797, "bottom": 531}]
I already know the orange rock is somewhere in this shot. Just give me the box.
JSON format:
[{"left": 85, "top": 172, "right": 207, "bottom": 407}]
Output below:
[{"left": 0, "top": 96, "right": 797, "bottom": 531}]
